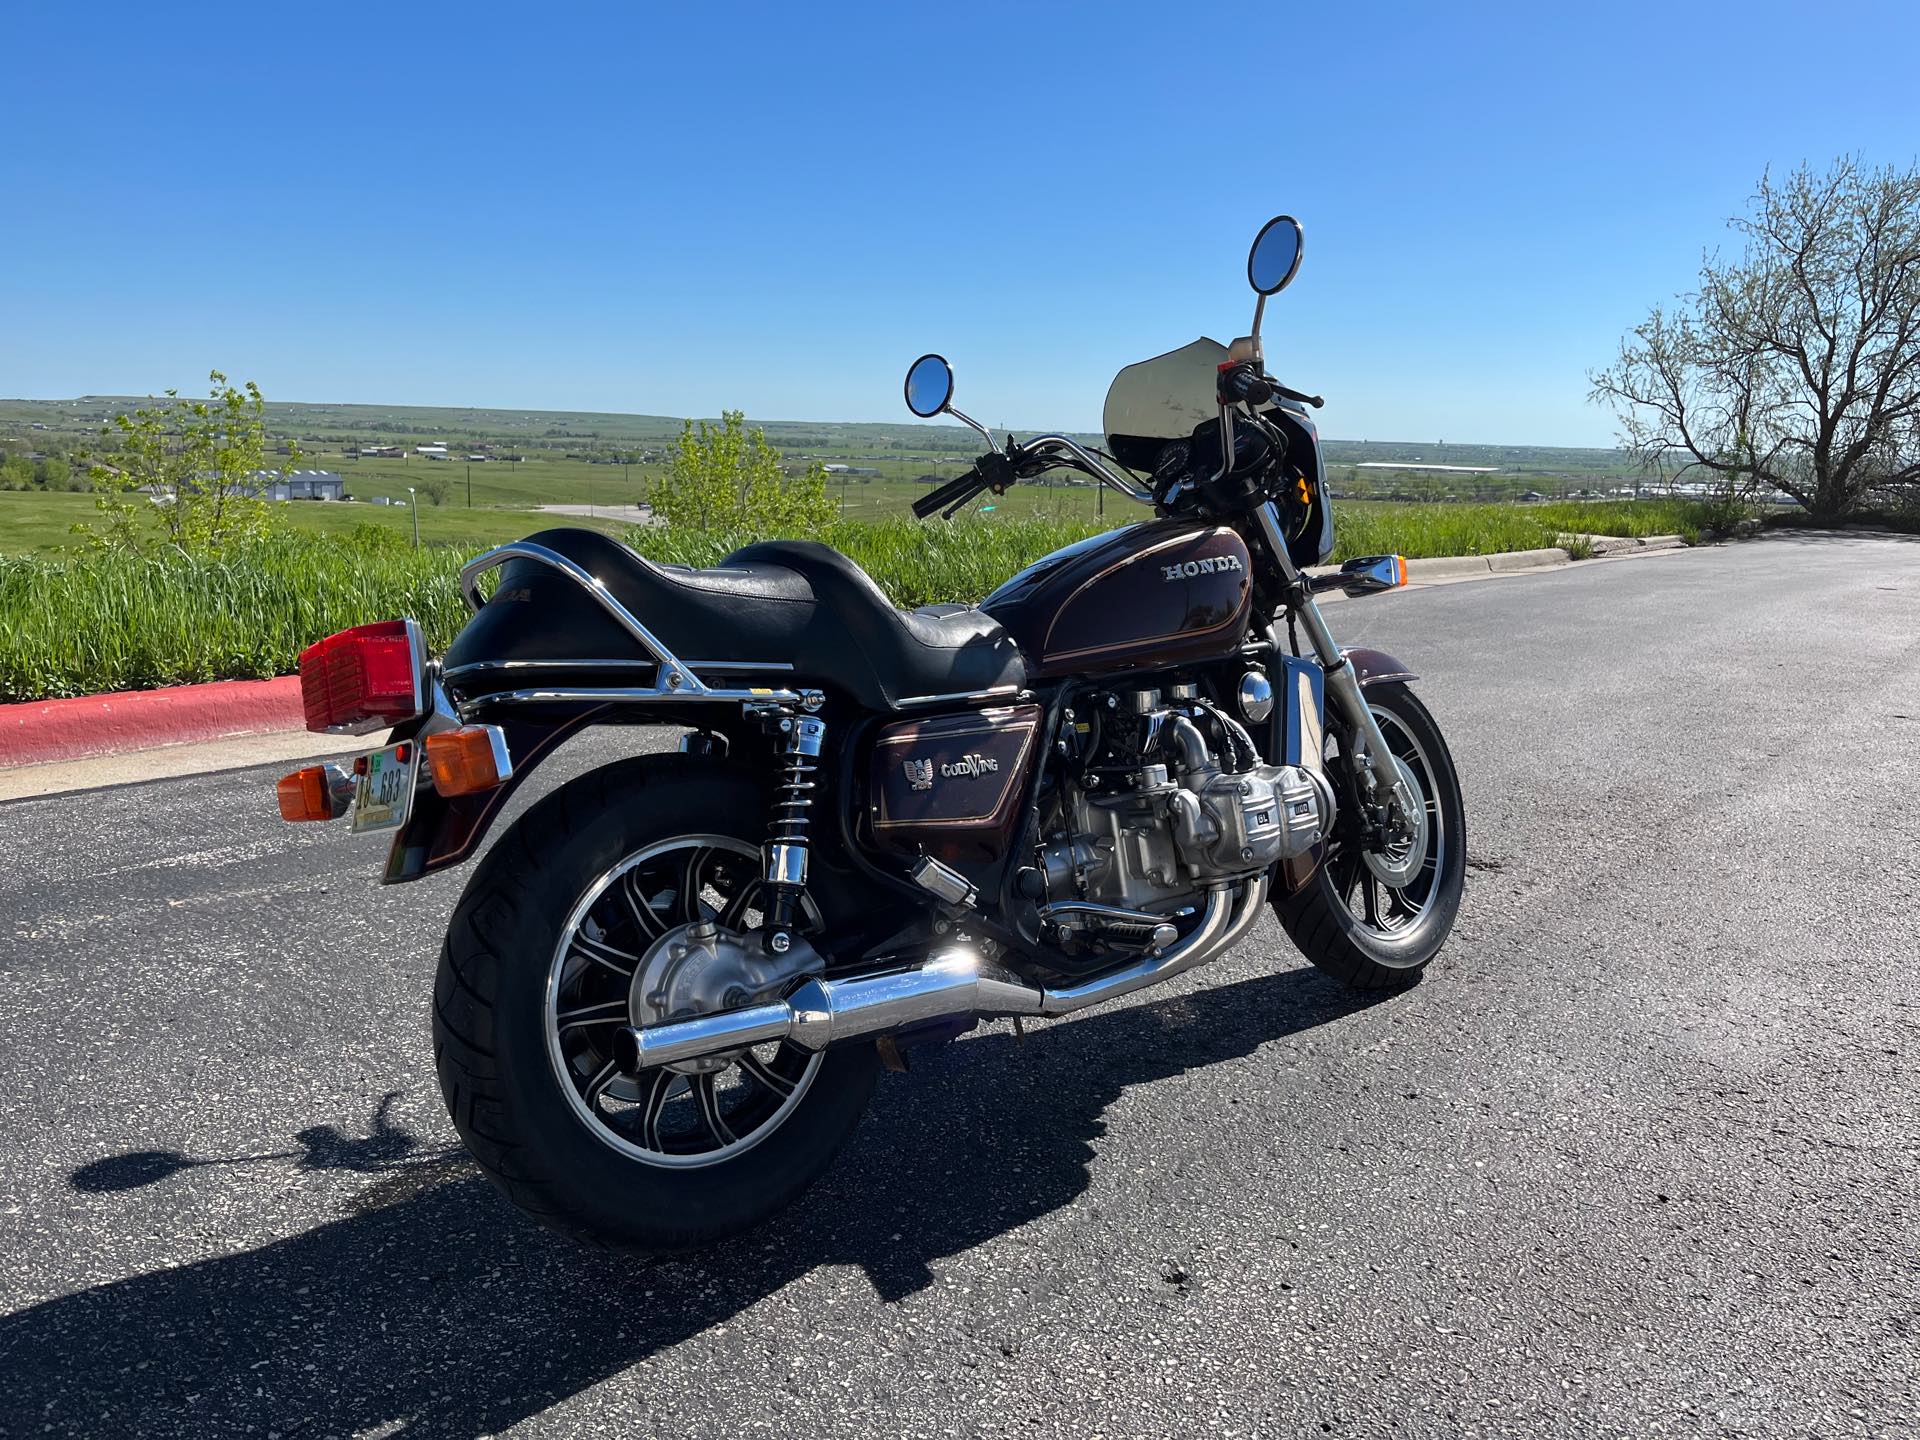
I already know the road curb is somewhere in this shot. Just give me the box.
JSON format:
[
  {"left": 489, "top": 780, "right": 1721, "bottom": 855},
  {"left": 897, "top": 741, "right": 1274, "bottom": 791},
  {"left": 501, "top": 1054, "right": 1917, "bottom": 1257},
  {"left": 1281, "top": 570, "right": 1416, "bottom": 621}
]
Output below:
[
  {"left": 1404, "top": 554, "right": 1494, "bottom": 579},
  {"left": 1486, "top": 547, "right": 1572, "bottom": 573},
  {"left": 0, "top": 676, "right": 305, "bottom": 769}
]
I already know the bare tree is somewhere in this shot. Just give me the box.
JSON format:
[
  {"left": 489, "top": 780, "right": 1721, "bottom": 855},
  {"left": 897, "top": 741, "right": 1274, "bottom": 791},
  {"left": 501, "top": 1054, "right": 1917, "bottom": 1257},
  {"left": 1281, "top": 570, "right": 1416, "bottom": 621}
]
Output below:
[{"left": 1591, "top": 158, "right": 1920, "bottom": 522}]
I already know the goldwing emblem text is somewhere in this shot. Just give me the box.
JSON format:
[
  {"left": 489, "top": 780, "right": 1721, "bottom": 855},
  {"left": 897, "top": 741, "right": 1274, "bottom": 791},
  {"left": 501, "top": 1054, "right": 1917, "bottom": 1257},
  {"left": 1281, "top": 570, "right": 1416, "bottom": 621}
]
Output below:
[{"left": 902, "top": 753, "right": 999, "bottom": 790}]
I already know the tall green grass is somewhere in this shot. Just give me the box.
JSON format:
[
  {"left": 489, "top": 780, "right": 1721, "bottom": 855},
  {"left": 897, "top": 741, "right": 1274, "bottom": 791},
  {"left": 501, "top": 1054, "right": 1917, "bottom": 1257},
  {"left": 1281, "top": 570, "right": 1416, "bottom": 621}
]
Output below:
[
  {"left": 0, "top": 522, "right": 1110, "bottom": 700},
  {"left": 0, "top": 500, "right": 1718, "bottom": 701}
]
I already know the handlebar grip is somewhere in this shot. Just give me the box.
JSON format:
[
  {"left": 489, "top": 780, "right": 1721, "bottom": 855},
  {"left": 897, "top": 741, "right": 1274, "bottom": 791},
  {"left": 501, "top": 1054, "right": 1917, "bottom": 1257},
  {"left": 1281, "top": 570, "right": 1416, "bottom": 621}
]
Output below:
[
  {"left": 913, "top": 468, "right": 983, "bottom": 519},
  {"left": 1219, "top": 363, "right": 1274, "bottom": 406}
]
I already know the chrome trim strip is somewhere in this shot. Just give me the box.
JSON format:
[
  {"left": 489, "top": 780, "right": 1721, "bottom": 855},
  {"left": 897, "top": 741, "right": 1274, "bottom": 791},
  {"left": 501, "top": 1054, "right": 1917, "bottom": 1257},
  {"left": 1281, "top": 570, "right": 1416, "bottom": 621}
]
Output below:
[
  {"left": 889, "top": 684, "right": 1024, "bottom": 709},
  {"left": 461, "top": 684, "right": 805, "bottom": 712},
  {"left": 443, "top": 657, "right": 796, "bottom": 680}
]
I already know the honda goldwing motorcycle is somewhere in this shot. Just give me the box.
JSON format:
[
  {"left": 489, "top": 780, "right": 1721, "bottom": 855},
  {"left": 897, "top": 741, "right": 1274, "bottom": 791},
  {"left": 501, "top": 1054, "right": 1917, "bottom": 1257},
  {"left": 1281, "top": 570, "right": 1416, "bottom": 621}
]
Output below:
[{"left": 275, "top": 215, "right": 1465, "bottom": 1250}]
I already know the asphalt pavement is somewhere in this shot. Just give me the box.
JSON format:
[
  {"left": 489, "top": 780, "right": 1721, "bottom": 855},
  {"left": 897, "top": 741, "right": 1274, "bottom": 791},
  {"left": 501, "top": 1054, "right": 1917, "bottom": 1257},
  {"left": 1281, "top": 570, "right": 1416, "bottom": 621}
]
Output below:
[{"left": 1, "top": 532, "right": 1915, "bottom": 1439}]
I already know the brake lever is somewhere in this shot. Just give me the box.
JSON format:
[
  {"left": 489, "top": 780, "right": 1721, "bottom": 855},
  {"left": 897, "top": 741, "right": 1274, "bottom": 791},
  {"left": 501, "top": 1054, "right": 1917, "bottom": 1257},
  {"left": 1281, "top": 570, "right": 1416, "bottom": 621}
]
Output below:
[{"left": 940, "top": 480, "right": 988, "bottom": 520}]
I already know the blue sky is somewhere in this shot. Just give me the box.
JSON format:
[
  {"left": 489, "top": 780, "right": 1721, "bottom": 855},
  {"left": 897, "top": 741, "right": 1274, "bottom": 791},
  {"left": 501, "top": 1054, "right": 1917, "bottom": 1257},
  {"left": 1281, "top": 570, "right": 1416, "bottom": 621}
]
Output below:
[{"left": 1, "top": 2, "right": 1913, "bottom": 446}]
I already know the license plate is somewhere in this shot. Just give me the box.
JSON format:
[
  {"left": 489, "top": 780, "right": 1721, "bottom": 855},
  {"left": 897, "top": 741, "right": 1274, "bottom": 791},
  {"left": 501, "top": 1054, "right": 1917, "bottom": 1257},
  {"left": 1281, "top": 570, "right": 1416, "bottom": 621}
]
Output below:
[{"left": 351, "top": 742, "right": 417, "bottom": 834}]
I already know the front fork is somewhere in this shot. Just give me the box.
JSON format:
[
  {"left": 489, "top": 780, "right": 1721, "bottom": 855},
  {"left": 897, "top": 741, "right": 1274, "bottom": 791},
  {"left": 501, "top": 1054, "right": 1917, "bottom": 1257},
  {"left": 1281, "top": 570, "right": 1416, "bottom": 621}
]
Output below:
[{"left": 1254, "top": 503, "right": 1419, "bottom": 832}]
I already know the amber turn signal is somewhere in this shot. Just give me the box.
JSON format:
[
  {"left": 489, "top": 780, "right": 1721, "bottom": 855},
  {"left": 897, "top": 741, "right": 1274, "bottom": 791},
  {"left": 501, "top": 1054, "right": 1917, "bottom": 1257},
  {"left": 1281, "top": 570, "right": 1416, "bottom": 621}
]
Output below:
[
  {"left": 423, "top": 725, "right": 512, "bottom": 797},
  {"left": 276, "top": 766, "right": 335, "bottom": 822}
]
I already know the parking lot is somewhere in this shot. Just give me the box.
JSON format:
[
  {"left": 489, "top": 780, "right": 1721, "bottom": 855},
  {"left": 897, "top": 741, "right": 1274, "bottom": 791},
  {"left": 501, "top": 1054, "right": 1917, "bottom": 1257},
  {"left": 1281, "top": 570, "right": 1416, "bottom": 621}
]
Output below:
[{"left": 2, "top": 534, "right": 1916, "bottom": 1438}]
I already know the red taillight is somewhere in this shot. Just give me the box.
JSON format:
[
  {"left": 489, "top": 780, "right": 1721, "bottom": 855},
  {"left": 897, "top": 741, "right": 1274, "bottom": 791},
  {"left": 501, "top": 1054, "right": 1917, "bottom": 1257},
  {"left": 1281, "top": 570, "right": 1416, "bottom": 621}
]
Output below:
[{"left": 297, "top": 620, "right": 422, "bottom": 734}]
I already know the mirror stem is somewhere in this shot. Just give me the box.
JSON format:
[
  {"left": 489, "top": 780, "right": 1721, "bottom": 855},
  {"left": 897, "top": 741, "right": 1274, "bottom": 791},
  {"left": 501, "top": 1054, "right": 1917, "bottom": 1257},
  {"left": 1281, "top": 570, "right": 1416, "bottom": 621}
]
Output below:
[{"left": 944, "top": 405, "right": 1003, "bottom": 455}]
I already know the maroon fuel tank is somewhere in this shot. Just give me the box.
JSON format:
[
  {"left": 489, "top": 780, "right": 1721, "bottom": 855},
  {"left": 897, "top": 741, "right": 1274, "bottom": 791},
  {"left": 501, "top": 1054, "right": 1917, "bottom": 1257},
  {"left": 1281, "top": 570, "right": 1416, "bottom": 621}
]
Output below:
[{"left": 980, "top": 520, "right": 1253, "bottom": 679}]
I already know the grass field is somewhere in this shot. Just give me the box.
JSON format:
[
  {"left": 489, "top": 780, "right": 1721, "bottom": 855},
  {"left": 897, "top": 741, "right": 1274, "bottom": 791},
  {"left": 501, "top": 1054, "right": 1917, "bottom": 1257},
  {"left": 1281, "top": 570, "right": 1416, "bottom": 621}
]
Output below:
[
  {"left": 0, "top": 496, "right": 1727, "bottom": 702},
  {"left": 0, "top": 521, "right": 1108, "bottom": 700},
  {"left": 0, "top": 484, "right": 1725, "bottom": 560},
  {"left": 0, "top": 490, "right": 632, "bottom": 555}
]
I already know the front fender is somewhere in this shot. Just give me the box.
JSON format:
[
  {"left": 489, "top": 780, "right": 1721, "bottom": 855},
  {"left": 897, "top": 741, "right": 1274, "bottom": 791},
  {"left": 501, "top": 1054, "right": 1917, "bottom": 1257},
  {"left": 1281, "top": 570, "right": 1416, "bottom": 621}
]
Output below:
[
  {"left": 382, "top": 702, "right": 608, "bottom": 884},
  {"left": 1343, "top": 646, "right": 1418, "bottom": 687}
]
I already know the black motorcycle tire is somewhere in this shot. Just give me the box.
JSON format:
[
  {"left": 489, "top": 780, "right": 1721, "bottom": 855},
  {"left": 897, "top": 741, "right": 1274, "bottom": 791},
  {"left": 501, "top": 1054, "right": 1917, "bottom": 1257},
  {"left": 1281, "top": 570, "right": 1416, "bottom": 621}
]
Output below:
[
  {"left": 432, "top": 754, "right": 878, "bottom": 1252},
  {"left": 1274, "top": 681, "right": 1466, "bottom": 991}
]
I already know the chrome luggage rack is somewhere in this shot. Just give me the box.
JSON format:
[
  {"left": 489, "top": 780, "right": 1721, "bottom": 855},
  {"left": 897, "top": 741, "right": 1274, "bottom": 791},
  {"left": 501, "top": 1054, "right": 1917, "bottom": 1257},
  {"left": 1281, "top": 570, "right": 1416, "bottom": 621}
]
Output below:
[{"left": 455, "top": 541, "right": 817, "bottom": 711}]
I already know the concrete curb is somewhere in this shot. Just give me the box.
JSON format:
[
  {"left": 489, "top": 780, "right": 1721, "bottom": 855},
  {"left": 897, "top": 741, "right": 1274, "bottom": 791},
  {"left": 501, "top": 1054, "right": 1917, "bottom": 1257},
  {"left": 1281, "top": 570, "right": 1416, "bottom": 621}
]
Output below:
[
  {"left": 0, "top": 676, "right": 304, "bottom": 769},
  {"left": 1487, "top": 547, "right": 1573, "bottom": 573},
  {"left": 1566, "top": 531, "right": 1688, "bottom": 556}
]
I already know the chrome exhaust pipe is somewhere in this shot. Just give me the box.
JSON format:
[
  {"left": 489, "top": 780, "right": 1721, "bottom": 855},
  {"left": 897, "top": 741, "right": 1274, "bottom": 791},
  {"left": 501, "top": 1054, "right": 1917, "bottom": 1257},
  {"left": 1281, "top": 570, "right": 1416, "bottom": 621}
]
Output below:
[{"left": 612, "top": 876, "right": 1269, "bottom": 1074}]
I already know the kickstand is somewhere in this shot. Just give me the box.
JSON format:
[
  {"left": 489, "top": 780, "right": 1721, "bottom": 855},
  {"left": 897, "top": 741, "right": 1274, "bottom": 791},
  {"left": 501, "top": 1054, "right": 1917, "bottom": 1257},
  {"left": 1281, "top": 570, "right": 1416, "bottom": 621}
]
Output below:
[{"left": 1011, "top": 1015, "right": 1027, "bottom": 1045}]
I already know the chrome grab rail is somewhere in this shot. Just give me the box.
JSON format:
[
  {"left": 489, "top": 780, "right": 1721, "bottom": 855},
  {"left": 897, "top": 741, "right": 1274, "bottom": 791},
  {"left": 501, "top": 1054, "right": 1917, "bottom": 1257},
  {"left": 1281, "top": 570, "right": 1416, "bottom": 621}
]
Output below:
[{"left": 455, "top": 540, "right": 809, "bottom": 710}]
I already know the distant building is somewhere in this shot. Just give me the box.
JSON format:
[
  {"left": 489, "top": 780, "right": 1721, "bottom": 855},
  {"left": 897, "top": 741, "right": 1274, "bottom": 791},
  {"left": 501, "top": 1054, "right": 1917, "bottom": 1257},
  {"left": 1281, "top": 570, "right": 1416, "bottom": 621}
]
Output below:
[
  {"left": 175, "top": 469, "right": 342, "bottom": 501},
  {"left": 254, "top": 469, "right": 344, "bottom": 501}
]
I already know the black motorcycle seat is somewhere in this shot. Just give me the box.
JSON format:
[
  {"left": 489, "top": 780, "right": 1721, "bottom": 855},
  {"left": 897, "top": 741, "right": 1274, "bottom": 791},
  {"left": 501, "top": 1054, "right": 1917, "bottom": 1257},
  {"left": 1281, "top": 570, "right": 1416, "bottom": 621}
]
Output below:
[{"left": 445, "top": 528, "right": 1027, "bottom": 711}]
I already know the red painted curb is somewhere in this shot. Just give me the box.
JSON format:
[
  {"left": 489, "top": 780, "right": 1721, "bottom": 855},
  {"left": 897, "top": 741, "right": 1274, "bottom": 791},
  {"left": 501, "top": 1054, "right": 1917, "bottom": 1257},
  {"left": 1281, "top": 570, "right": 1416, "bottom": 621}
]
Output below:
[{"left": 0, "top": 676, "right": 306, "bottom": 769}]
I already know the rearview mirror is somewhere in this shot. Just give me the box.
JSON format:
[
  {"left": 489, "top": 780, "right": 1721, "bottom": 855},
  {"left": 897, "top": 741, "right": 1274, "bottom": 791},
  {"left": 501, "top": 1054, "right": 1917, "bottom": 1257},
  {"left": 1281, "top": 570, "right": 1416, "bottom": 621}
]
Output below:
[
  {"left": 904, "top": 353, "right": 955, "bottom": 418},
  {"left": 1248, "top": 215, "right": 1304, "bottom": 296}
]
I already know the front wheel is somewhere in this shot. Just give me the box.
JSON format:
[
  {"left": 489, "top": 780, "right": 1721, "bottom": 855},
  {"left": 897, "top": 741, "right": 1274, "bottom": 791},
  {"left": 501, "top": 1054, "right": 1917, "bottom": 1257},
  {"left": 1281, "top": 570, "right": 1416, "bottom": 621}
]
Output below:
[
  {"left": 1274, "top": 681, "right": 1466, "bottom": 990},
  {"left": 432, "top": 755, "right": 878, "bottom": 1252}
]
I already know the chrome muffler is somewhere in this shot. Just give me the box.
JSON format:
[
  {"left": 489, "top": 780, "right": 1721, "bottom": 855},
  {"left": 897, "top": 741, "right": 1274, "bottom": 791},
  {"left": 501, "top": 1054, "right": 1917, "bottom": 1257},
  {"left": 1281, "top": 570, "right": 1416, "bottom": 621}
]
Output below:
[{"left": 611, "top": 876, "right": 1269, "bottom": 1074}]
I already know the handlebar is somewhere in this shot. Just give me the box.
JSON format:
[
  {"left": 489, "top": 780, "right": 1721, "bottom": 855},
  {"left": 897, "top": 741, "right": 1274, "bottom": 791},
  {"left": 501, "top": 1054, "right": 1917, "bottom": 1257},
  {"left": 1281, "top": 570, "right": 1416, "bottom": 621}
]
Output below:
[
  {"left": 911, "top": 467, "right": 987, "bottom": 519},
  {"left": 911, "top": 436, "right": 1158, "bottom": 521}
]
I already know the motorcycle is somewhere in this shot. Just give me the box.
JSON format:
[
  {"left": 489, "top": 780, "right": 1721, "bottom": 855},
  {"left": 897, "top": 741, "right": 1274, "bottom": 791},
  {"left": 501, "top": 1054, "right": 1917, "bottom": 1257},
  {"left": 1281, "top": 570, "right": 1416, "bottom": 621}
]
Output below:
[{"left": 274, "top": 215, "right": 1466, "bottom": 1250}]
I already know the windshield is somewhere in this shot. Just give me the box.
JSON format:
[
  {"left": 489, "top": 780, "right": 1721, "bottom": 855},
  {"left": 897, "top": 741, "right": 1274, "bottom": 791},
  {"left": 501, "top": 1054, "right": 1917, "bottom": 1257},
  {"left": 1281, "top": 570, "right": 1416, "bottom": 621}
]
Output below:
[{"left": 1102, "top": 337, "right": 1229, "bottom": 472}]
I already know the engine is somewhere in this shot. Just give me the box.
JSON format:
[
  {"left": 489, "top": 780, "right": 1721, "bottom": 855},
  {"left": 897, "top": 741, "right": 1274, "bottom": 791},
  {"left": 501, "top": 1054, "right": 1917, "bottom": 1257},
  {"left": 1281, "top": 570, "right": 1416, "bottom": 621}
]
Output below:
[{"left": 1036, "top": 679, "right": 1334, "bottom": 919}]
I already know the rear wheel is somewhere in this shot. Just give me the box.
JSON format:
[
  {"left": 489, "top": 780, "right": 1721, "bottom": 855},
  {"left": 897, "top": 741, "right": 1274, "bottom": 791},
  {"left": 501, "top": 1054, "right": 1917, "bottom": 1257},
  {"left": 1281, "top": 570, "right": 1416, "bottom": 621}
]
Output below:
[
  {"left": 1275, "top": 681, "right": 1466, "bottom": 990},
  {"left": 433, "top": 756, "right": 877, "bottom": 1252}
]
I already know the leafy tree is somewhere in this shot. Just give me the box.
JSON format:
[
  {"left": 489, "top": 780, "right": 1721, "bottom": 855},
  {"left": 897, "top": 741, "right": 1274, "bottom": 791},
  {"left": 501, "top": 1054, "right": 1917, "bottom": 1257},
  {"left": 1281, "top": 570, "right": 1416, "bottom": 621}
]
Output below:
[
  {"left": 37, "top": 455, "right": 71, "bottom": 490},
  {"left": 81, "top": 372, "right": 299, "bottom": 551},
  {"left": 1592, "top": 158, "right": 1920, "bottom": 523},
  {"left": 649, "top": 410, "right": 836, "bottom": 535},
  {"left": 416, "top": 473, "right": 452, "bottom": 506},
  {"left": 0, "top": 455, "right": 32, "bottom": 491}
]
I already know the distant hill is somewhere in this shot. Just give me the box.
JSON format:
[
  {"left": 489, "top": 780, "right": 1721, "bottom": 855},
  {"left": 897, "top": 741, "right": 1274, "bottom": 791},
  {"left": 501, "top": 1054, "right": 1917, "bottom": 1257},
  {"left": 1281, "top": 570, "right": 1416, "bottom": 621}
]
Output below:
[{"left": 1, "top": 395, "right": 1635, "bottom": 475}]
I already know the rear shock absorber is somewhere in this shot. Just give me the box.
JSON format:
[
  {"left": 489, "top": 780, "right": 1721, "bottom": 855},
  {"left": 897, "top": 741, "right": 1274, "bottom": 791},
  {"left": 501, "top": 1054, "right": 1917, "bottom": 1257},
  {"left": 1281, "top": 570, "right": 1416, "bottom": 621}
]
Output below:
[{"left": 763, "top": 713, "right": 826, "bottom": 952}]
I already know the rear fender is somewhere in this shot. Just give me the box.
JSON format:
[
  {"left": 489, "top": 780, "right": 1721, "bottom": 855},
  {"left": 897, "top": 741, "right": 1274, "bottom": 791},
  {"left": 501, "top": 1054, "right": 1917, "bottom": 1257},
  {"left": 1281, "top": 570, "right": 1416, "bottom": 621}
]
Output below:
[{"left": 382, "top": 702, "right": 608, "bottom": 883}]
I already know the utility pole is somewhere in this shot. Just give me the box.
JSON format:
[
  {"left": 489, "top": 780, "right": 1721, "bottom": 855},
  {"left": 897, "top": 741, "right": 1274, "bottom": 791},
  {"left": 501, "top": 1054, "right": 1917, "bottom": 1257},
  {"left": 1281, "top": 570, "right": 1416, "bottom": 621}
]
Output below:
[
  {"left": 408, "top": 486, "right": 419, "bottom": 548},
  {"left": 466, "top": 462, "right": 472, "bottom": 508}
]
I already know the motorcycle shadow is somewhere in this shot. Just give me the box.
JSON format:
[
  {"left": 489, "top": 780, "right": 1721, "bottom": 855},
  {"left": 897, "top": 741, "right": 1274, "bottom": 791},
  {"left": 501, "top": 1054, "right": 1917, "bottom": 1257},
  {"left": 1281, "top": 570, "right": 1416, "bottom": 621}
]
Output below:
[{"left": 7, "top": 963, "right": 1383, "bottom": 1438}]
